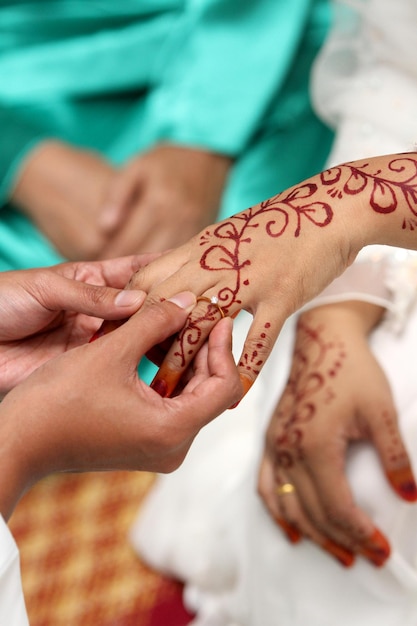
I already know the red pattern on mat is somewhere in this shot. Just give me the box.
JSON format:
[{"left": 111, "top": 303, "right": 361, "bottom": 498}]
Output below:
[{"left": 9, "top": 472, "right": 194, "bottom": 626}]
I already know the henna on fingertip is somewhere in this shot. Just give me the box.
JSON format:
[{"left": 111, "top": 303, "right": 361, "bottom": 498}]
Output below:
[
  {"left": 275, "top": 517, "right": 303, "bottom": 544},
  {"left": 320, "top": 538, "right": 355, "bottom": 568},
  {"left": 357, "top": 527, "right": 391, "bottom": 567},
  {"left": 386, "top": 466, "right": 417, "bottom": 502}
]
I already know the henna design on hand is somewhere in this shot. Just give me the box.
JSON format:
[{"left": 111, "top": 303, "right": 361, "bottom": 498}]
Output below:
[
  {"left": 274, "top": 320, "right": 346, "bottom": 470},
  {"left": 321, "top": 155, "right": 417, "bottom": 225},
  {"left": 173, "top": 304, "right": 224, "bottom": 365},
  {"left": 170, "top": 155, "right": 417, "bottom": 373},
  {"left": 238, "top": 322, "right": 271, "bottom": 377}
]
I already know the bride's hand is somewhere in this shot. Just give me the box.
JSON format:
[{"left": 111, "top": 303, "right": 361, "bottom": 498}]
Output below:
[
  {"left": 125, "top": 153, "right": 417, "bottom": 397},
  {"left": 258, "top": 302, "right": 417, "bottom": 568}
]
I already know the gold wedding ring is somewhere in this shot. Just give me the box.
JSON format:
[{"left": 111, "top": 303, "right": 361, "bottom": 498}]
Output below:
[
  {"left": 275, "top": 483, "right": 296, "bottom": 496},
  {"left": 196, "top": 295, "right": 226, "bottom": 318}
]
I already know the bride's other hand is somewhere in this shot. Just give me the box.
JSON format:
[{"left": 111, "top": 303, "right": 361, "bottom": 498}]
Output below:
[{"left": 258, "top": 302, "right": 417, "bottom": 567}]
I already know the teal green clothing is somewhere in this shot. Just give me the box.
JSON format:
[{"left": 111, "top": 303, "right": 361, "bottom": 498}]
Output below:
[{"left": 0, "top": 0, "right": 333, "bottom": 380}]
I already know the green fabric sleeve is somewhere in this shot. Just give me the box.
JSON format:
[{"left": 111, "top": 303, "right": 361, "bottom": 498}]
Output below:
[{"left": 143, "top": 0, "right": 321, "bottom": 155}]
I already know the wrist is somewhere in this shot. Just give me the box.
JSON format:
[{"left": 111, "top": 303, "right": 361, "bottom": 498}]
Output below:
[
  {"left": 327, "top": 153, "right": 417, "bottom": 254},
  {"left": 299, "top": 300, "right": 385, "bottom": 338}
]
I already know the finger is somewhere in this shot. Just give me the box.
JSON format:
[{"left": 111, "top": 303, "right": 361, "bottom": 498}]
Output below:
[
  {"left": 150, "top": 295, "right": 229, "bottom": 397},
  {"left": 258, "top": 457, "right": 355, "bottom": 566},
  {"left": 125, "top": 244, "right": 202, "bottom": 293},
  {"left": 100, "top": 164, "right": 143, "bottom": 231},
  {"left": 64, "top": 255, "right": 157, "bottom": 289},
  {"left": 237, "top": 306, "right": 285, "bottom": 396},
  {"left": 274, "top": 469, "right": 357, "bottom": 567},
  {"left": 258, "top": 456, "right": 303, "bottom": 544},
  {"left": 36, "top": 274, "right": 147, "bottom": 319},
  {"left": 112, "top": 292, "right": 197, "bottom": 363},
  {"left": 298, "top": 444, "right": 390, "bottom": 567},
  {"left": 170, "top": 317, "right": 242, "bottom": 430},
  {"left": 184, "top": 317, "right": 235, "bottom": 392},
  {"left": 97, "top": 254, "right": 161, "bottom": 287},
  {"left": 368, "top": 405, "right": 417, "bottom": 502}
]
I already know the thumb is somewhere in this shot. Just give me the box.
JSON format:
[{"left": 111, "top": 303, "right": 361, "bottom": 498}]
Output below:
[
  {"left": 116, "top": 292, "right": 197, "bottom": 363},
  {"left": 42, "top": 274, "right": 147, "bottom": 320}
]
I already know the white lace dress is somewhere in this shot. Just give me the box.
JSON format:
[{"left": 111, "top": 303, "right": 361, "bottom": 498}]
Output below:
[{"left": 130, "top": 2, "right": 417, "bottom": 624}]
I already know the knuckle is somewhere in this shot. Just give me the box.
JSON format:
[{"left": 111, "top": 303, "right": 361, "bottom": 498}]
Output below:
[
  {"left": 127, "top": 266, "right": 152, "bottom": 290},
  {"left": 247, "top": 331, "right": 274, "bottom": 358},
  {"left": 84, "top": 285, "right": 108, "bottom": 307}
]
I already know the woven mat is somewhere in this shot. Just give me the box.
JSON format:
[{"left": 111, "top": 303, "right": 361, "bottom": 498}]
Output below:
[{"left": 8, "top": 471, "right": 194, "bottom": 626}]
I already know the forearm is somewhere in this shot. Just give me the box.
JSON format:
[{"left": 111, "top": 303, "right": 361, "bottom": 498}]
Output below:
[{"left": 281, "top": 153, "right": 417, "bottom": 263}]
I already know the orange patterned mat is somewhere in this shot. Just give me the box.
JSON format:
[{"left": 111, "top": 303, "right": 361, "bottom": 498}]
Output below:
[{"left": 8, "top": 471, "right": 194, "bottom": 626}]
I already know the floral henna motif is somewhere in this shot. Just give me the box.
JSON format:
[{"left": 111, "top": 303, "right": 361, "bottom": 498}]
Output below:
[
  {"left": 175, "top": 156, "right": 417, "bottom": 367},
  {"left": 321, "top": 155, "right": 417, "bottom": 220},
  {"left": 199, "top": 184, "right": 333, "bottom": 311},
  {"left": 274, "top": 321, "right": 346, "bottom": 470}
]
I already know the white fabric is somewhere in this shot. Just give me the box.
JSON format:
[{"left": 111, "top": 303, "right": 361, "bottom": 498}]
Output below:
[
  {"left": 0, "top": 516, "right": 29, "bottom": 626},
  {"left": 130, "top": 1, "right": 417, "bottom": 624},
  {"left": 311, "top": 0, "right": 417, "bottom": 164},
  {"left": 309, "top": 0, "right": 417, "bottom": 324},
  {"left": 131, "top": 308, "right": 417, "bottom": 626}
]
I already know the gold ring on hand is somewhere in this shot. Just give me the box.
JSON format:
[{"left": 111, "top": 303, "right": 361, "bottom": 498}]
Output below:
[
  {"left": 196, "top": 295, "right": 226, "bottom": 318},
  {"left": 275, "top": 483, "right": 295, "bottom": 496}
]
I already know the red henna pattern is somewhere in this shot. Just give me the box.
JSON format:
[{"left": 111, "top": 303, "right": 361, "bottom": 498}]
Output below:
[
  {"left": 174, "top": 156, "right": 417, "bottom": 368},
  {"left": 274, "top": 321, "right": 346, "bottom": 470},
  {"left": 173, "top": 303, "right": 225, "bottom": 366},
  {"left": 321, "top": 155, "right": 417, "bottom": 216},
  {"left": 199, "top": 183, "right": 333, "bottom": 312},
  {"left": 238, "top": 322, "right": 271, "bottom": 377}
]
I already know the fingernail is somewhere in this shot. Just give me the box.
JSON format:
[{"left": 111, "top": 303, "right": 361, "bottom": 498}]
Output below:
[
  {"left": 167, "top": 291, "right": 196, "bottom": 310},
  {"left": 151, "top": 378, "right": 168, "bottom": 398},
  {"left": 89, "top": 320, "right": 125, "bottom": 342},
  {"left": 359, "top": 528, "right": 390, "bottom": 567},
  {"left": 115, "top": 289, "right": 145, "bottom": 307},
  {"left": 275, "top": 518, "right": 302, "bottom": 544},
  {"left": 387, "top": 467, "right": 417, "bottom": 502},
  {"left": 321, "top": 539, "right": 355, "bottom": 568}
]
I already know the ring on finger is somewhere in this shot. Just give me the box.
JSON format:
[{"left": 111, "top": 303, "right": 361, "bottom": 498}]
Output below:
[
  {"left": 196, "top": 295, "right": 226, "bottom": 318},
  {"left": 275, "top": 483, "right": 296, "bottom": 496}
]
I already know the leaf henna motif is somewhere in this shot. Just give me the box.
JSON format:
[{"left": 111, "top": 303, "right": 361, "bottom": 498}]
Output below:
[{"left": 322, "top": 156, "right": 417, "bottom": 216}]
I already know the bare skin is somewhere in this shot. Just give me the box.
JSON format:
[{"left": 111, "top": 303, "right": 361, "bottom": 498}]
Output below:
[
  {"left": 11, "top": 141, "right": 232, "bottom": 260},
  {"left": 0, "top": 256, "right": 153, "bottom": 394},
  {"left": 0, "top": 290, "right": 242, "bottom": 521},
  {"left": 100, "top": 143, "right": 232, "bottom": 257},
  {"left": 11, "top": 141, "right": 117, "bottom": 260}
]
